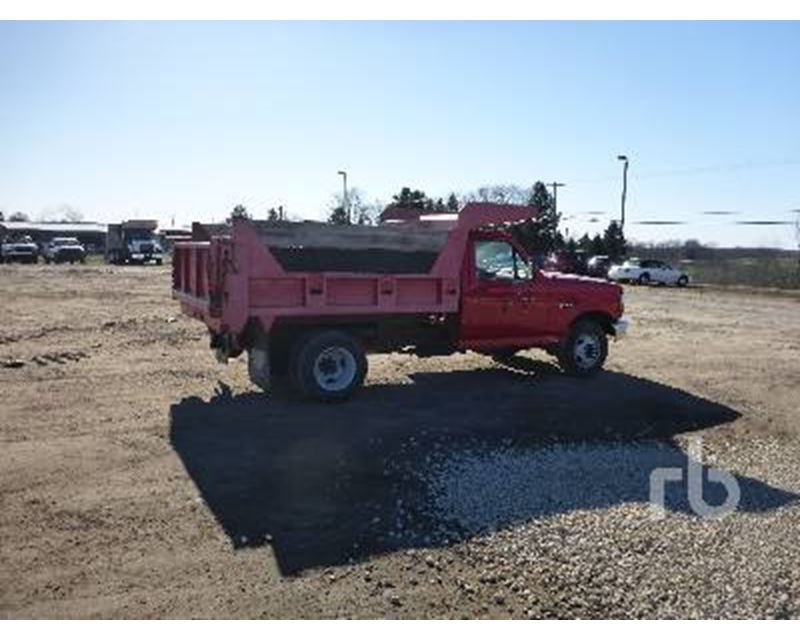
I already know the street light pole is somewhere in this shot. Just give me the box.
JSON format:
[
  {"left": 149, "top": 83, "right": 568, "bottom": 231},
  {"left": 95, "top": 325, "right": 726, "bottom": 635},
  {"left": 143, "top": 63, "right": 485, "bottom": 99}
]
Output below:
[
  {"left": 549, "top": 181, "right": 566, "bottom": 220},
  {"left": 337, "top": 170, "right": 349, "bottom": 224},
  {"left": 617, "top": 155, "right": 629, "bottom": 230}
]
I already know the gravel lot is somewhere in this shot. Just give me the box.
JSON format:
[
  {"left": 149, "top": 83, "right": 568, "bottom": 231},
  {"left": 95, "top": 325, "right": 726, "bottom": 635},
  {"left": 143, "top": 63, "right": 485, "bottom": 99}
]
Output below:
[{"left": 1, "top": 264, "right": 799, "bottom": 618}]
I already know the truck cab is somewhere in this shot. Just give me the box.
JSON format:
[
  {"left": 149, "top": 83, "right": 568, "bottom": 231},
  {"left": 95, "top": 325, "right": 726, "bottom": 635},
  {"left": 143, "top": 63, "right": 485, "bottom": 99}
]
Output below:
[
  {"left": 106, "top": 220, "right": 164, "bottom": 265},
  {"left": 460, "top": 230, "right": 623, "bottom": 349}
]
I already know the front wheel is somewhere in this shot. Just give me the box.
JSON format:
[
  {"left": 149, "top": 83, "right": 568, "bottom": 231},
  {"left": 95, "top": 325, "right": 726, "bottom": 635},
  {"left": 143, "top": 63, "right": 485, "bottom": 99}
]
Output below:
[
  {"left": 290, "top": 330, "right": 368, "bottom": 402},
  {"left": 677, "top": 275, "right": 689, "bottom": 287},
  {"left": 637, "top": 272, "right": 651, "bottom": 285},
  {"left": 557, "top": 321, "right": 608, "bottom": 377}
]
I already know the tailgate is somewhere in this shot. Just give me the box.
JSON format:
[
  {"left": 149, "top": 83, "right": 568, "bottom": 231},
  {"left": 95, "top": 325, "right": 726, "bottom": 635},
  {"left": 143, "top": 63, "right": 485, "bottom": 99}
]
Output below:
[{"left": 172, "top": 241, "right": 220, "bottom": 318}]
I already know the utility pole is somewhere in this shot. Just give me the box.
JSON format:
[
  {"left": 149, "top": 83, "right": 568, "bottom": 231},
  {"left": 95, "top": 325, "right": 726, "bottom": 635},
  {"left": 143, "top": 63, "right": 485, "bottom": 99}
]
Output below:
[
  {"left": 337, "top": 170, "right": 349, "bottom": 224},
  {"left": 617, "top": 155, "right": 629, "bottom": 230},
  {"left": 549, "top": 182, "right": 565, "bottom": 220}
]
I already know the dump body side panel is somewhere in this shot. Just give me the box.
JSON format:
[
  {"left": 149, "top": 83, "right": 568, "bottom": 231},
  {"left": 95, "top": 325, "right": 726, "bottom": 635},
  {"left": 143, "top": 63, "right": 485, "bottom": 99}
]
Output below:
[{"left": 234, "top": 219, "right": 460, "bottom": 335}]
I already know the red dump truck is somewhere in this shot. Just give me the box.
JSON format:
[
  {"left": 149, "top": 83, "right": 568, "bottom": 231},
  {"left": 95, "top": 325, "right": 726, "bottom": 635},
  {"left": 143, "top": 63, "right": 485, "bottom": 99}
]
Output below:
[{"left": 172, "top": 203, "right": 627, "bottom": 401}]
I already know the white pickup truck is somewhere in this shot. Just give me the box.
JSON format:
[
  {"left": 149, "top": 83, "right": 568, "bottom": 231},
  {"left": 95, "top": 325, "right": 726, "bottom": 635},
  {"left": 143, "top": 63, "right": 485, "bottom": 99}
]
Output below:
[
  {"left": 42, "top": 237, "right": 87, "bottom": 264},
  {"left": 0, "top": 235, "right": 39, "bottom": 264}
]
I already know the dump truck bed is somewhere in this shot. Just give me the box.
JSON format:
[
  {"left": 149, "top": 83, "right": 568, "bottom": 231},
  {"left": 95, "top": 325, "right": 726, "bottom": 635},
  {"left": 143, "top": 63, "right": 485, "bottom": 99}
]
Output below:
[{"left": 172, "top": 203, "right": 536, "bottom": 335}]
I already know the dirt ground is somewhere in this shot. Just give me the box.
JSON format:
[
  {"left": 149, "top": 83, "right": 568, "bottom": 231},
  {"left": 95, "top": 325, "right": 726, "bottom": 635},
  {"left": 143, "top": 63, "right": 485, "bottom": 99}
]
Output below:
[{"left": 1, "top": 263, "right": 799, "bottom": 618}]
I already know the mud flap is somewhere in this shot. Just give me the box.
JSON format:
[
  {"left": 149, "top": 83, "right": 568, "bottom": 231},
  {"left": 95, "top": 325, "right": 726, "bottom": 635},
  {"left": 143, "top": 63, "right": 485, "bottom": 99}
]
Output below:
[{"left": 247, "top": 344, "right": 270, "bottom": 391}]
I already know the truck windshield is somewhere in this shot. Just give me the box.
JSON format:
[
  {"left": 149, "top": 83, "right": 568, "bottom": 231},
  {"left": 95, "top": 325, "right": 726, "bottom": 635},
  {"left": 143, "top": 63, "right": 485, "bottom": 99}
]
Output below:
[
  {"left": 475, "top": 240, "right": 532, "bottom": 282},
  {"left": 127, "top": 230, "right": 155, "bottom": 241}
]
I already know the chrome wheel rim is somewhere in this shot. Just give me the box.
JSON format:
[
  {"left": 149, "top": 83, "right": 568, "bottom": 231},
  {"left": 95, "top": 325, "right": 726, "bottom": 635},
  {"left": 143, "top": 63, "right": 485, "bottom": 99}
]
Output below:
[
  {"left": 574, "top": 333, "right": 601, "bottom": 370},
  {"left": 313, "top": 346, "right": 357, "bottom": 392}
]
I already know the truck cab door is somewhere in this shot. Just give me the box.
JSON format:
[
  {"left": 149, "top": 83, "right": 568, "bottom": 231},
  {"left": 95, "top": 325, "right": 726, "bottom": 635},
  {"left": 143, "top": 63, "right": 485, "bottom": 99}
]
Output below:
[{"left": 460, "top": 239, "right": 539, "bottom": 344}]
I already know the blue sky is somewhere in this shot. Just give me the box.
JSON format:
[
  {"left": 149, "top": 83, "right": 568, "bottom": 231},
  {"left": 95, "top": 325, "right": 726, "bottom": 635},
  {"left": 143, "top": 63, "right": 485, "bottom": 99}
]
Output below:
[{"left": 1, "top": 21, "right": 798, "bottom": 247}]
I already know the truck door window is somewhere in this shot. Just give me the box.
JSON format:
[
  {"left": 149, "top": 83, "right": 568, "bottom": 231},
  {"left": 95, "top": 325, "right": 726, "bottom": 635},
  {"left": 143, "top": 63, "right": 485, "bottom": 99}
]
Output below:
[{"left": 475, "top": 241, "right": 531, "bottom": 282}]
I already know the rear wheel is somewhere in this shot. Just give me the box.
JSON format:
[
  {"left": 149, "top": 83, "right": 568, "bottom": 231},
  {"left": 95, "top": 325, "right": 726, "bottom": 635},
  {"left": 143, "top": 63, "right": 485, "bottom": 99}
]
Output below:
[
  {"left": 638, "top": 272, "right": 651, "bottom": 285},
  {"left": 289, "top": 330, "right": 368, "bottom": 402},
  {"left": 557, "top": 320, "right": 608, "bottom": 377},
  {"left": 677, "top": 275, "right": 689, "bottom": 287}
]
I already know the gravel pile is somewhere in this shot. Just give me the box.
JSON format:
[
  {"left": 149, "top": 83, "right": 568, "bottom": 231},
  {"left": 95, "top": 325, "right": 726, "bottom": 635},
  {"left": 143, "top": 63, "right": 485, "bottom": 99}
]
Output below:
[{"left": 412, "top": 436, "right": 800, "bottom": 618}]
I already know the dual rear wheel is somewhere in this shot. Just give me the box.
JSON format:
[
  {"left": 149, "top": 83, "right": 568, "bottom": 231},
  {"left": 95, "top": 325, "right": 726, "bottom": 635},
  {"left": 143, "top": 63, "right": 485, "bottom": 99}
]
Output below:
[{"left": 286, "top": 330, "right": 368, "bottom": 402}]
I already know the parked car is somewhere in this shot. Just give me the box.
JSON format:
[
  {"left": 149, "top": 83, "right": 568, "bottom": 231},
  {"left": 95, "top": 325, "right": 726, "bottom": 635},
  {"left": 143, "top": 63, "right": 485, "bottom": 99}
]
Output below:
[
  {"left": 173, "top": 203, "right": 628, "bottom": 402},
  {"left": 43, "top": 237, "right": 86, "bottom": 264},
  {"left": 587, "top": 255, "right": 612, "bottom": 279},
  {"left": 608, "top": 258, "right": 689, "bottom": 287},
  {"left": 543, "top": 250, "right": 589, "bottom": 275},
  {"left": 0, "top": 235, "right": 39, "bottom": 264}
]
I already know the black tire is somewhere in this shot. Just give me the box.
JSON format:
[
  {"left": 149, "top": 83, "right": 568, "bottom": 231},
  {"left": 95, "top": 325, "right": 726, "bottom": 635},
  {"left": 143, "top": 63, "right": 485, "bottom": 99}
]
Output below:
[
  {"left": 289, "top": 330, "right": 367, "bottom": 402},
  {"left": 155, "top": 258, "right": 163, "bottom": 266},
  {"left": 638, "top": 272, "right": 651, "bottom": 285},
  {"left": 557, "top": 320, "right": 608, "bottom": 377},
  {"left": 677, "top": 275, "right": 688, "bottom": 287}
]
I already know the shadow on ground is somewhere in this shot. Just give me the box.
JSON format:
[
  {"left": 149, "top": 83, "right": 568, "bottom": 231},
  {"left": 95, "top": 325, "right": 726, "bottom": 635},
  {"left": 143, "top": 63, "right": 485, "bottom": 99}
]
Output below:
[{"left": 169, "top": 358, "right": 798, "bottom": 575}]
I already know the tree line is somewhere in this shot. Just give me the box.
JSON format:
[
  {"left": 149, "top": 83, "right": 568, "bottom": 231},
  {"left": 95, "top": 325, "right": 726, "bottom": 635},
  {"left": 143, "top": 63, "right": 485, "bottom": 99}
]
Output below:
[{"left": 325, "top": 181, "right": 627, "bottom": 259}]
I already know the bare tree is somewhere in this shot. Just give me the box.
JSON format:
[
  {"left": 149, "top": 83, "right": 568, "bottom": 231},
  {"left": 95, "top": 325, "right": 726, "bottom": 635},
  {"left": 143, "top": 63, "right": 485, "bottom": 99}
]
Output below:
[
  {"left": 61, "top": 207, "right": 83, "bottom": 223},
  {"left": 37, "top": 204, "right": 84, "bottom": 223},
  {"left": 464, "top": 184, "right": 531, "bottom": 205},
  {"left": 328, "top": 187, "right": 382, "bottom": 225}
]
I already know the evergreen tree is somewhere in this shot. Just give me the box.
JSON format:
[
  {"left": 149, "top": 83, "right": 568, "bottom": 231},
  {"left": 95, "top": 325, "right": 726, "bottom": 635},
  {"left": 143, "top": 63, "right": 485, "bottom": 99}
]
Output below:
[
  {"left": 565, "top": 237, "right": 578, "bottom": 253},
  {"left": 577, "top": 233, "right": 592, "bottom": 252},
  {"left": 513, "top": 181, "right": 563, "bottom": 255},
  {"left": 603, "top": 220, "right": 627, "bottom": 260},
  {"left": 446, "top": 193, "right": 459, "bottom": 212},
  {"left": 227, "top": 204, "right": 249, "bottom": 223},
  {"left": 391, "top": 187, "right": 429, "bottom": 209},
  {"left": 328, "top": 206, "right": 349, "bottom": 225},
  {"left": 591, "top": 233, "right": 606, "bottom": 256}
]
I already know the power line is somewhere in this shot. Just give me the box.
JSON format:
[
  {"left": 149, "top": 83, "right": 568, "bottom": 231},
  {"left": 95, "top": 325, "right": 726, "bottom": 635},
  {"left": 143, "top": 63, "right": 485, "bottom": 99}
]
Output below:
[{"left": 567, "top": 157, "right": 800, "bottom": 185}]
